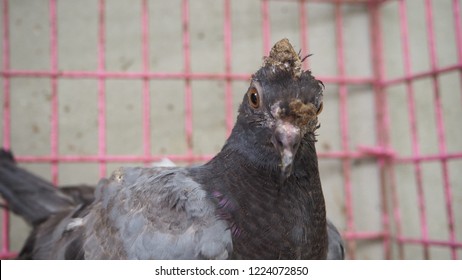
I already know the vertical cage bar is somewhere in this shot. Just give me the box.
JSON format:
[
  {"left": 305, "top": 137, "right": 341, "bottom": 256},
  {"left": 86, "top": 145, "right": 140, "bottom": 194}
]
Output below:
[
  {"left": 141, "top": 0, "right": 151, "bottom": 164},
  {"left": 182, "top": 0, "right": 193, "bottom": 156},
  {"left": 97, "top": 0, "right": 107, "bottom": 176},
  {"left": 49, "top": 0, "right": 59, "bottom": 185},
  {"left": 1, "top": 0, "right": 10, "bottom": 256},
  {"left": 334, "top": 3, "right": 355, "bottom": 259},
  {"left": 223, "top": 0, "right": 233, "bottom": 136},
  {"left": 369, "top": 0, "right": 392, "bottom": 260},
  {"left": 261, "top": 0, "right": 271, "bottom": 55},
  {"left": 2, "top": 0, "right": 10, "bottom": 149},
  {"left": 398, "top": 0, "right": 428, "bottom": 259},
  {"left": 453, "top": 0, "right": 462, "bottom": 108},
  {"left": 424, "top": 0, "right": 457, "bottom": 259}
]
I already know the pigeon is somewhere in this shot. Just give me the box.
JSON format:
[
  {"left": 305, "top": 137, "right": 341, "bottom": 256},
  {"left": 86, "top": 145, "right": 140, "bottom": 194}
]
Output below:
[
  {"left": 0, "top": 150, "right": 344, "bottom": 260},
  {"left": 0, "top": 38, "right": 344, "bottom": 259}
]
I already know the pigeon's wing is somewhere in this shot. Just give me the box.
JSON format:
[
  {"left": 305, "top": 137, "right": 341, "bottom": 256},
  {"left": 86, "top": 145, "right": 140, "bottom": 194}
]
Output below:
[
  {"left": 0, "top": 150, "right": 75, "bottom": 225},
  {"left": 81, "top": 167, "right": 233, "bottom": 259},
  {"left": 326, "top": 219, "right": 344, "bottom": 260},
  {"left": 17, "top": 204, "right": 89, "bottom": 259}
]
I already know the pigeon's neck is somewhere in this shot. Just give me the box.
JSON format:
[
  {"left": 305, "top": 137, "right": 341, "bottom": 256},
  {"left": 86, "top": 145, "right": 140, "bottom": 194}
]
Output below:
[
  {"left": 209, "top": 135, "right": 323, "bottom": 194},
  {"left": 190, "top": 132, "right": 327, "bottom": 259}
]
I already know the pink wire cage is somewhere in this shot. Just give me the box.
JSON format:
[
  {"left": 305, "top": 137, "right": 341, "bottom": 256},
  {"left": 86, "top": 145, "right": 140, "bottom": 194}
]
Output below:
[{"left": 1, "top": 0, "right": 461, "bottom": 259}]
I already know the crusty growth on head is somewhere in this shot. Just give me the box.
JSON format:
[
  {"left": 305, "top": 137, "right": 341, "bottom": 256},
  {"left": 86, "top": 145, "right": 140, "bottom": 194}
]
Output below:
[
  {"left": 263, "top": 38, "right": 303, "bottom": 78},
  {"left": 288, "top": 99, "right": 317, "bottom": 128},
  {"left": 255, "top": 38, "right": 323, "bottom": 134}
]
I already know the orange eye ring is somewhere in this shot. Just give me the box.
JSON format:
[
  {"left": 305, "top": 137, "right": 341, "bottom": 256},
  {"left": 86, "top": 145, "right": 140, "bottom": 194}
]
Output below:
[{"left": 247, "top": 87, "right": 260, "bottom": 108}]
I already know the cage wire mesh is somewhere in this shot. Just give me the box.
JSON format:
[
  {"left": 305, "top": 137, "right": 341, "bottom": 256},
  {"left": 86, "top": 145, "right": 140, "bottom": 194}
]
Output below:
[{"left": 0, "top": 0, "right": 461, "bottom": 259}]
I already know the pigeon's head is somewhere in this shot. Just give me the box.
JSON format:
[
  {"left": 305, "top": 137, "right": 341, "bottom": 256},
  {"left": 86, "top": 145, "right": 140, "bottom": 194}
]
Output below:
[{"left": 236, "top": 38, "right": 324, "bottom": 180}]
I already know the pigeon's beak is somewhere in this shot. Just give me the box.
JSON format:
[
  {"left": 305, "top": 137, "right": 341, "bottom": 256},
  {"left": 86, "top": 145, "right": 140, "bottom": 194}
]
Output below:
[{"left": 271, "top": 121, "right": 301, "bottom": 180}]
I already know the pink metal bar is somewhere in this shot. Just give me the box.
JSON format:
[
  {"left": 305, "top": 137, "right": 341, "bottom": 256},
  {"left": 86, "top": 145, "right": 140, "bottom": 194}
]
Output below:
[
  {"left": 383, "top": 63, "right": 462, "bottom": 86},
  {"left": 16, "top": 154, "right": 214, "bottom": 164},
  {"left": 0, "top": 251, "right": 17, "bottom": 259},
  {"left": 454, "top": 0, "right": 462, "bottom": 105},
  {"left": 1, "top": 69, "right": 249, "bottom": 80},
  {"left": 397, "top": 237, "right": 462, "bottom": 248},
  {"left": 334, "top": 3, "right": 355, "bottom": 259},
  {"left": 394, "top": 152, "right": 462, "bottom": 163},
  {"left": 182, "top": 0, "right": 193, "bottom": 155},
  {"left": 424, "top": 0, "right": 457, "bottom": 259},
  {"left": 11, "top": 151, "right": 350, "bottom": 162},
  {"left": 356, "top": 145, "right": 395, "bottom": 158},
  {"left": 325, "top": 149, "right": 462, "bottom": 162},
  {"left": 6, "top": 150, "right": 383, "bottom": 163},
  {"left": 369, "top": 0, "right": 392, "bottom": 259},
  {"left": 97, "top": 0, "right": 107, "bottom": 177},
  {"left": 398, "top": 0, "right": 428, "bottom": 259},
  {"left": 453, "top": 0, "right": 462, "bottom": 60},
  {"left": 2, "top": 0, "right": 10, "bottom": 149},
  {"left": 1, "top": 0, "right": 10, "bottom": 257},
  {"left": 49, "top": 0, "right": 59, "bottom": 185},
  {"left": 141, "top": 0, "right": 151, "bottom": 164},
  {"left": 1, "top": 69, "right": 375, "bottom": 84},
  {"left": 13, "top": 149, "right": 460, "bottom": 165},
  {"left": 261, "top": 0, "right": 271, "bottom": 55},
  {"left": 343, "top": 231, "right": 387, "bottom": 240},
  {"left": 223, "top": 0, "right": 234, "bottom": 136}
]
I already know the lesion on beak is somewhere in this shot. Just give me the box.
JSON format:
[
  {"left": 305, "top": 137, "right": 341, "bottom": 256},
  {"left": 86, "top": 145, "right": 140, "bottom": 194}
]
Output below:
[
  {"left": 271, "top": 120, "right": 301, "bottom": 181},
  {"left": 271, "top": 99, "right": 321, "bottom": 181}
]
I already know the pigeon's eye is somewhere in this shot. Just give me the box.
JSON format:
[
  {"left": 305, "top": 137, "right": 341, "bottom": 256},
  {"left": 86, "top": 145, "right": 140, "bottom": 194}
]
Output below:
[{"left": 247, "top": 88, "right": 260, "bottom": 109}]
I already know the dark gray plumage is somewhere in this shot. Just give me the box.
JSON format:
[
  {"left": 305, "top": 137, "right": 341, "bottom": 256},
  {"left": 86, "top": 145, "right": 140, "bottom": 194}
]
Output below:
[
  {"left": 0, "top": 38, "right": 344, "bottom": 259},
  {"left": 327, "top": 219, "right": 345, "bottom": 260}
]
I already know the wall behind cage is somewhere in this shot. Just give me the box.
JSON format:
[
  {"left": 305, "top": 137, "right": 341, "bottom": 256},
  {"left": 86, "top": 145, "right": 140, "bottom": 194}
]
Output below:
[{"left": 1, "top": 0, "right": 461, "bottom": 259}]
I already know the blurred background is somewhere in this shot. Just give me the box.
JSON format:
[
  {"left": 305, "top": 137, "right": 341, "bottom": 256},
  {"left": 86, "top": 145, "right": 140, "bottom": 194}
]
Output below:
[{"left": 0, "top": 0, "right": 461, "bottom": 259}]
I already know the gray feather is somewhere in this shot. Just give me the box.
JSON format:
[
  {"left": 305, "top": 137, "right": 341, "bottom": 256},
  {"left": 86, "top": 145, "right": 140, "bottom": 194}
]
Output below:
[
  {"left": 83, "top": 167, "right": 232, "bottom": 259},
  {"left": 327, "top": 219, "right": 345, "bottom": 260}
]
